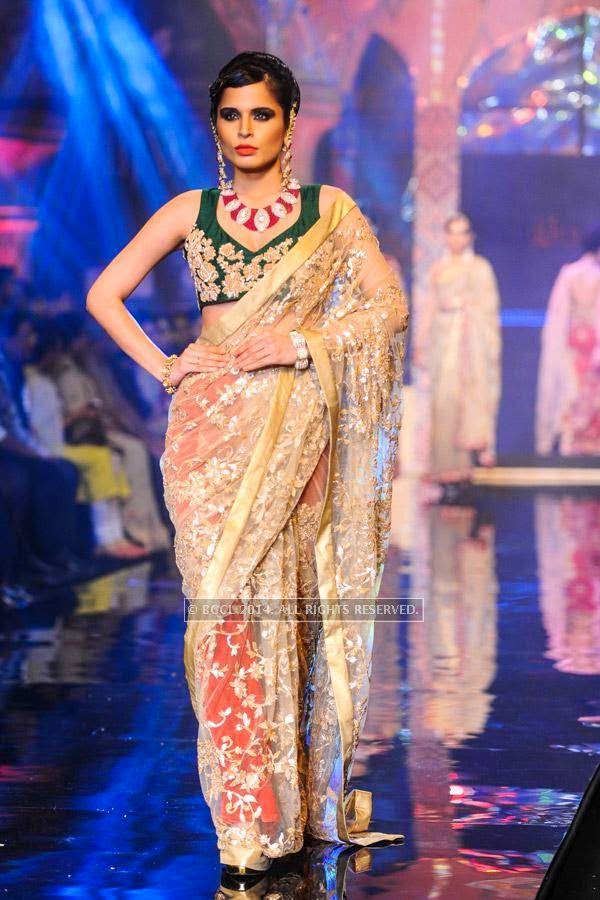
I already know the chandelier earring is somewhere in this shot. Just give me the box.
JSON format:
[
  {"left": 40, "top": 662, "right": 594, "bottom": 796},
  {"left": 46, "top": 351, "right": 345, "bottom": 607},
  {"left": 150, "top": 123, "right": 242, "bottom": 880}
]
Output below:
[
  {"left": 210, "top": 119, "right": 232, "bottom": 192},
  {"left": 280, "top": 104, "right": 298, "bottom": 192}
]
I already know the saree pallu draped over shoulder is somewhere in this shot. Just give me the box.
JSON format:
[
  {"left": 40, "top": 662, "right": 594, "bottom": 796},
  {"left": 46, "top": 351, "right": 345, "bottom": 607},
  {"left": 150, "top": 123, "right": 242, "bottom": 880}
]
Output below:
[{"left": 160, "top": 191, "right": 409, "bottom": 869}]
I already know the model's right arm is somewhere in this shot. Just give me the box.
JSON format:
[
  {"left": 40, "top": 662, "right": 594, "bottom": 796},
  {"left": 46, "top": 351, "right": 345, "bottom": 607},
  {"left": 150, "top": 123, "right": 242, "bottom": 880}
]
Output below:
[{"left": 85, "top": 189, "right": 228, "bottom": 386}]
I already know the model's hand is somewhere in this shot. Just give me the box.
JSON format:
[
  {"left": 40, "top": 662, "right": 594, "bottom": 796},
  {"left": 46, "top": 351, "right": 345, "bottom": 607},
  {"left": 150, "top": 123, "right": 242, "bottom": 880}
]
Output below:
[
  {"left": 168, "top": 341, "right": 231, "bottom": 386},
  {"left": 233, "top": 329, "right": 297, "bottom": 371}
]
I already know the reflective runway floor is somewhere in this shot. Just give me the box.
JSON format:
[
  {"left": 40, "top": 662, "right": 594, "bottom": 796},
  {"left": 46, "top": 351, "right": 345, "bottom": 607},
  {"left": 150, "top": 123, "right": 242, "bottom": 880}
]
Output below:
[{"left": 2, "top": 481, "right": 600, "bottom": 898}]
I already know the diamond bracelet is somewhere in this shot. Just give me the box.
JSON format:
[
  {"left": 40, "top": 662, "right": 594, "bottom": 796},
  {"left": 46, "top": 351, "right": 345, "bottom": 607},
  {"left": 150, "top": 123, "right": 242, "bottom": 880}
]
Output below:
[{"left": 288, "top": 330, "right": 310, "bottom": 370}]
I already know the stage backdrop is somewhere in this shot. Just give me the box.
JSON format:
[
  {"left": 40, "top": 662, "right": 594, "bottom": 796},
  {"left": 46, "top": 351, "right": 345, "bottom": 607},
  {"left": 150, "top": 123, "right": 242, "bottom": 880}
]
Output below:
[{"left": 462, "top": 154, "right": 600, "bottom": 458}]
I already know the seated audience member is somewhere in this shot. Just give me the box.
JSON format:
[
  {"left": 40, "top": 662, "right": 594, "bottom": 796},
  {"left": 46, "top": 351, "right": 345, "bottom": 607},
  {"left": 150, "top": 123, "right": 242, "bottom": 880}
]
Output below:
[
  {"left": 24, "top": 350, "right": 149, "bottom": 561},
  {"left": 36, "top": 314, "right": 170, "bottom": 552},
  {"left": 0, "top": 335, "right": 83, "bottom": 579},
  {"left": 3, "top": 310, "right": 149, "bottom": 561}
]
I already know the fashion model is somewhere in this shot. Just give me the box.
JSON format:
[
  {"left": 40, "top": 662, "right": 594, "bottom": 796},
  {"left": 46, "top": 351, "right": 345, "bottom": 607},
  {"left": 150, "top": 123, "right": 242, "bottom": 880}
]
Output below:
[
  {"left": 535, "top": 225, "right": 600, "bottom": 457},
  {"left": 86, "top": 51, "right": 409, "bottom": 891},
  {"left": 414, "top": 213, "right": 501, "bottom": 484}
]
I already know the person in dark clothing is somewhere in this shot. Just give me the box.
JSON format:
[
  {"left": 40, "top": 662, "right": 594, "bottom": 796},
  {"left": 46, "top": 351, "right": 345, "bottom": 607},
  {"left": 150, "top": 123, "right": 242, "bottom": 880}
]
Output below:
[{"left": 0, "top": 313, "right": 90, "bottom": 589}]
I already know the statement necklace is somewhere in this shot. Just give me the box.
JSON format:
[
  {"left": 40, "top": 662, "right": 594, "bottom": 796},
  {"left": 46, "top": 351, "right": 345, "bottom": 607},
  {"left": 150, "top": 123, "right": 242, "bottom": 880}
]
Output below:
[{"left": 220, "top": 177, "right": 301, "bottom": 233}]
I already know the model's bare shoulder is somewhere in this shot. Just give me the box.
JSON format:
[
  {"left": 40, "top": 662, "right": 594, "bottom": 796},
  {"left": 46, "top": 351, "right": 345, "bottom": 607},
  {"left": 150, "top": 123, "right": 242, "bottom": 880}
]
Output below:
[
  {"left": 166, "top": 189, "right": 202, "bottom": 243},
  {"left": 474, "top": 253, "right": 496, "bottom": 273},
  {"left": 318, "top": 184, "right": 348, "bottom": 216}
]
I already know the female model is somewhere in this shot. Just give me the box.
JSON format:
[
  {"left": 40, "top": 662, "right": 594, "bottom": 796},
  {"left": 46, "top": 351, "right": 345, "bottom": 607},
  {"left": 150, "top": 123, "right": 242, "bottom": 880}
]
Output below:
[
  {"left": 86, "top": 51, "right": 409, "bottom": 891},
  {"left": 413, "top": 213, "right": 501, "bottom": 487}
]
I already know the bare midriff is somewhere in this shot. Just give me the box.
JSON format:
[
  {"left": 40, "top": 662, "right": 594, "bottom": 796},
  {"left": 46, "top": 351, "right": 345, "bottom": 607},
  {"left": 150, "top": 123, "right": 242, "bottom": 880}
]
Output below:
[{"left": 199, "top": 304, "right": 298, "bottom": 338}]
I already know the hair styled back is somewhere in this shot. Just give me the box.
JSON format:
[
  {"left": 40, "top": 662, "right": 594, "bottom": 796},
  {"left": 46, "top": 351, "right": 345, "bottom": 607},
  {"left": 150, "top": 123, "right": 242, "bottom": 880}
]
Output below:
[{"left": 209, "top": 52, "right": 301, "bottom": 130}]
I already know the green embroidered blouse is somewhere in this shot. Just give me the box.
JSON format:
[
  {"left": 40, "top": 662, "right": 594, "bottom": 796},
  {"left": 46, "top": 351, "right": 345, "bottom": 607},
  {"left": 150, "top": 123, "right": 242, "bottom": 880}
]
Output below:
[{"left": 182, "top": 184, "right": 322, "bottom": 311}]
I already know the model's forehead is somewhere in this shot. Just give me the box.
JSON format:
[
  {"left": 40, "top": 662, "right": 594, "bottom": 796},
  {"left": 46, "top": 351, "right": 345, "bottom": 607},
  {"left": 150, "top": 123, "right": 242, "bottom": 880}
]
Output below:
[{"left": 219, "top": 81, "right": 277, "bottom": 106}]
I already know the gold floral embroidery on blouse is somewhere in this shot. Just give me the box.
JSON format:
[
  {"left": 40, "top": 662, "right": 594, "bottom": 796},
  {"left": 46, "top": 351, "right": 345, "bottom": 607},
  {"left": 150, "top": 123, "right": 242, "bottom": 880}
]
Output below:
[{"left": 182, "top": 225, "right": 295, "bottom": 305}]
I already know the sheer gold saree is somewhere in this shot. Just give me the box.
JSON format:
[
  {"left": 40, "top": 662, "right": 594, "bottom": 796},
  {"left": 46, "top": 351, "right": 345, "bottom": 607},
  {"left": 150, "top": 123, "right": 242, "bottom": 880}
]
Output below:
[{"left": 160, "top": 191, "right": 409, "bottom": 869}]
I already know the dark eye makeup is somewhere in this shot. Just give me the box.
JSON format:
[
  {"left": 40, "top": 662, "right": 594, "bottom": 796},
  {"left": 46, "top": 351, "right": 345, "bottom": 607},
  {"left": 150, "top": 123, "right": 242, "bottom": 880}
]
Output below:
[{"left": 219, "top": 108, "right": 275, "bottom": 121}]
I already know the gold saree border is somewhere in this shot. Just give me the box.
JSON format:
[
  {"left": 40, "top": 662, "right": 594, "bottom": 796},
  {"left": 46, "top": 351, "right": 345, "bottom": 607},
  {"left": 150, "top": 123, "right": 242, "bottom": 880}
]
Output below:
[
  {"left": 300, "top": 327, "right": 404, "bottom": 848},
  {"left": 197, "top": 190, "right": 357, "bottom": 347},
  {"left": 198, "top": 366, "right": 296, "bottom": 599}
]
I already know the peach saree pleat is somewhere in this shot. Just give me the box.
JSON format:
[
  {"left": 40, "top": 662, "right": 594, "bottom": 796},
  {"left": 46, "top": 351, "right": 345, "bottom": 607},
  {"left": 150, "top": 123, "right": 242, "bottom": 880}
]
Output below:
[{"left": 160, "top": 192, "right": 409, "bottom": 868}]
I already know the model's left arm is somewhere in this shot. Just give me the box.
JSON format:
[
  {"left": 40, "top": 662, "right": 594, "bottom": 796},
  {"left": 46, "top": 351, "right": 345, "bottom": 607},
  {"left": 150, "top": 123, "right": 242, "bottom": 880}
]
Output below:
[
  {"left": 300, "top": 203, "right": 409, "bottom": 351},
  {"left": 298, "top": 201, "right": 409, "bottom": 428},
  {"left": 233, "top": 203, "right": 408, "bottom": 376}
]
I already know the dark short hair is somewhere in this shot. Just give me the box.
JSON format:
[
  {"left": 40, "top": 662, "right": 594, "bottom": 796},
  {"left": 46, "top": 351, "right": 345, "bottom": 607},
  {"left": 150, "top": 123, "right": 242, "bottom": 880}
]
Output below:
[
  {"left": 581, "top": 224, "right": 600, "bottom": 254},
  {"left": 444, "top": 212, "right": 473, "bottom": 233},
  {"left": 209, "top": 52, "right": 301, "bottom": 129}
]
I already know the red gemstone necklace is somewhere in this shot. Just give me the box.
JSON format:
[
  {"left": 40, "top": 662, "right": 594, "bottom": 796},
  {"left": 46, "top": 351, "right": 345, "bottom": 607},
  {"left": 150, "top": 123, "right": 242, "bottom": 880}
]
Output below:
[{"left": 220, "top": 177, "right": 301, "bottom": 233}]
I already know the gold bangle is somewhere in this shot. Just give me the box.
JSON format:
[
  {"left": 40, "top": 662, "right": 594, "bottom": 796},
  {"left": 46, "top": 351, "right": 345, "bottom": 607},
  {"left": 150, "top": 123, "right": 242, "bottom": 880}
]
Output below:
[{"left": 160, "top": 353, "right": 179, "bottom": 395}]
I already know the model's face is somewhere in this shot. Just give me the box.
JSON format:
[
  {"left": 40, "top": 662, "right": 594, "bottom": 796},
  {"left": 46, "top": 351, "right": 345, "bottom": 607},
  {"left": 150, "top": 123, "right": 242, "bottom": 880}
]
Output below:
[
  {"left": 216, "top": 80, "right": 286, "bottom": 176},
  {"left": 445, "top": 219, "right": 473, "bottom": 254}
]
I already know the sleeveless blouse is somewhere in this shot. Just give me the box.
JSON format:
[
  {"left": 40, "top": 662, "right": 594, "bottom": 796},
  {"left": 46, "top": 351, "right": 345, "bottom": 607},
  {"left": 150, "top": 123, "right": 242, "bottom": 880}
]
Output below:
[{"left": 182, "top": 184, "right": 322, "bottom": 311}]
